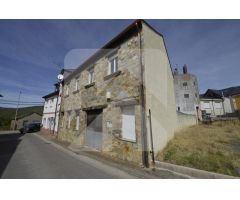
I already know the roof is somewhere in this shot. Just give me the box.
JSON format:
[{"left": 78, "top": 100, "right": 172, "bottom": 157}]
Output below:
[
  {"left": 42, "top": 90, "right": 59, "bottom": 99},
  {"left": 202, "top": 86, "right": 240, "bottom": 99},
  {"left": 13, "top": 112, "right": 42, "bottom": 120},
  {"left": 64, "top": 19, "right": 172, "bottom": 83}
]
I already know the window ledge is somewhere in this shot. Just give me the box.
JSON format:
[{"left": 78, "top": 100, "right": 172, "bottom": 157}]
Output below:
[
  {"left": 72, "top": 90, "right": 79, "bottom": 94},
  {"left": 85, "top": 82, "right": 95, "bottom": 89},
  {"left": 119, "top": 137, "right": 137, "bottom": 143},
  {"left": 104, "top": 70, "right": 121, "bottom": 81}
]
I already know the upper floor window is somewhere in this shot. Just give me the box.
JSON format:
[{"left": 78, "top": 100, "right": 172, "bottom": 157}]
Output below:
[
  {"left": 66, "top": 84, "right": 69, "bottom": 96},
  {"left": 184, "top": 94, "right": 189, "bottom": 98},
  {"left": 88, "top": 66, "right": 94, "bottom": 84},
  {"left": 108, "top": 55, "right": 118, "bottom": 75},
  {"left": 75, "top": 77, "right": 80, "bottom": 91},
  {"left": 183, "top": 82, "right": 188, "bottom": 89}
]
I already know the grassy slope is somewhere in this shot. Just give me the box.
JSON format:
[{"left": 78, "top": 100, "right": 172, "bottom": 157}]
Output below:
[
  {"left": 0, "top": 106, "right": 43, "bottom": 130},
  {"left": 157, "top": 121, "right": 240, "bottom": 177}
]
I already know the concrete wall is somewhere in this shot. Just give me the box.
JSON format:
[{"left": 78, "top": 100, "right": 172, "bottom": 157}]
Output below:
[
  {"left": 177, "top": 111, "right": 197, "bottom": 129},
  {"left": 142, "top": 23, "right": 178, "bottom": 154},
  {"left": 223, "top": 97, "right": 234, "bottom": 114}
]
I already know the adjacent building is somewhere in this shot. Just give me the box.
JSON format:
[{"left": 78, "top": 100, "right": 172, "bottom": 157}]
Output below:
[
  {"left": 41, "top": 90, "right": 60, "bottom": 134},
  {"left": 173, "top": 64, "right": 200, "bottom": 116},
  {"left": 58, "top": 19, "right": 179, "bottom": 166},
  {"left": 200, "top": 86, "right": 240, "bottom": 117},
  {"left": 41, "top": 69, "right": 74, "bottom": 134},
  {"left": 10, "top": 112, "right": 42, "bottom": 130}
]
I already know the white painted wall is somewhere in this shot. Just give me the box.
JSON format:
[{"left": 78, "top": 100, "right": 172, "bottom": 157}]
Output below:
[
  {"left": 142, "top": 23, "right": 178, "bottom": 153},
  {"left": 42, "top": 93, "right": 61, "bottom": 133}
]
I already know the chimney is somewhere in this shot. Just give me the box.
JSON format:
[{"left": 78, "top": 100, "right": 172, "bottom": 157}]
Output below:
[{"left": 183, "top": 64, "right": 188, "bottom": 74}]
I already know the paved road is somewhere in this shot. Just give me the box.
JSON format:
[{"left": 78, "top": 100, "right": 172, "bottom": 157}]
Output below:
[{"left": 0, "top": 131, "right": 137, "bottom": 178}]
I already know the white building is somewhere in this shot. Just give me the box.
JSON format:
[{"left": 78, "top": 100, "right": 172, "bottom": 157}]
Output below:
[{"left": 42, "top": 90, "right": 60, "bottom": 134}]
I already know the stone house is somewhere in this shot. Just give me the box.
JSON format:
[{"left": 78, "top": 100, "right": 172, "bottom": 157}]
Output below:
[
  {"left": 10, "top": 112, "right": 42, "bottom": 130},
  {"left": 58, "top": 20, "right": 178, "bottom": 167}
]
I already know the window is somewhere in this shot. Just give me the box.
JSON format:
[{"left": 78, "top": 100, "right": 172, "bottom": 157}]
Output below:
[
  {"left": 67, "top": 111, "right": 71, "bottom": 129},
  {"left": 121, "top": 105, "right": 136, "bottom": 142},
  {"left": 75, "top": 77, "right": 79, "bottom": 91},
  {"left": 184, "top": 94, "right": 189, "bottom": 98},
  {"left": 183, "top": 82, "right": 188, "bottom": 89},
  {"left": 215, "top": 102, "right": 222, "bottom": 109},
  {"left": 203, "top": 102, "right": 211, "bottom": 109},
  {"left": 66, "top": 84, "right": 69, "bottom": 95},
  {"left": 108, "top": 55, "right": 118, "bottom": 75},
  {"left": 76, "top": 112, "right": 80, "bottom": 130},
  {"left": 88, "top": 66, "right": 94, "bottom": 84}
]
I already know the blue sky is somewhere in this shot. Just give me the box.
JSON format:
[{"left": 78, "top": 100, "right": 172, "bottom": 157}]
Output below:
[{"left": 0, "top": 19, "right": 240, "bottom": 107}]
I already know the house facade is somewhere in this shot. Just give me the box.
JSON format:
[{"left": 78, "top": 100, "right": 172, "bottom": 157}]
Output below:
[
  {"left": 57, "top": 20, "right": 179, "bottom": 166},
  {"left": 41, "top": 90, "right": 60, "bottom": 134},
  {"left": 10, "top": 112, "right": 42, "bottom": 130},
  {"left": 200, "top": 86, "right": 240, "bottom": 117}
]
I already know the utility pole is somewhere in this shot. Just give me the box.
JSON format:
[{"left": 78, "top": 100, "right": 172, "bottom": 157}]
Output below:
[{"left": 13, "top": 91, "right": 22, "bottom": 130}]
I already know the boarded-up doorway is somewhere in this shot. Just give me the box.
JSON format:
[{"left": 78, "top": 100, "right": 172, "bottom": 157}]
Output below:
[{"left": 85, "top": 109, "right": 103, "bottom": 150}]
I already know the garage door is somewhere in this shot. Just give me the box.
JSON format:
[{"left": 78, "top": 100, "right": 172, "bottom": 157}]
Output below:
[{"left": 85, "top": 109, "right": 103, "bottom": 150}]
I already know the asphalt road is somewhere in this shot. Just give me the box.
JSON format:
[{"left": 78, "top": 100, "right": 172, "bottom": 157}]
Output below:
[{"left": 0, "top": 131, "right": 137, "bottom": 179}]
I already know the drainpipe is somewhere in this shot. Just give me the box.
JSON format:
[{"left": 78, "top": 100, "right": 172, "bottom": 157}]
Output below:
[
  {"left": 136, "top": 21, "right": 149, "bottom": 168},
  {"left": 148, "top": 109, "right": 155, "bottom": 165},
  {"left": 53, "top": 91, "right": 59, "bottom": 134}
]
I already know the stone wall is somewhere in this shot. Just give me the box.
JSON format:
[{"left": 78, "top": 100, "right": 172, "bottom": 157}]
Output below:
[{"left": 57, "top": 33, "right": 144, "bottom": 164}]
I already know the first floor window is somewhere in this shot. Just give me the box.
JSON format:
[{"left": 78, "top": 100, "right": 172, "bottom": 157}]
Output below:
[
  {"left": 67, "top": 112, "right": 71, "bottom": 129},
  {"left": 121, "top": 105, "right": 136, "bottom": 141},
  {"left": 76, "top": 112, "right": 80, "bottom": 130}
]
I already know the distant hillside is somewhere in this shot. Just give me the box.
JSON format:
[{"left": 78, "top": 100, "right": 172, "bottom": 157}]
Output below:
[{"left": 0, "top": 106, "right": 43, "bottom": 130}]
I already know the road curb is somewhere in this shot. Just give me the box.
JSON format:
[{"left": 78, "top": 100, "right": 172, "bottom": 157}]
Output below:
[{"left": 155, "top": 161, "right": 237, "bottom": 179}]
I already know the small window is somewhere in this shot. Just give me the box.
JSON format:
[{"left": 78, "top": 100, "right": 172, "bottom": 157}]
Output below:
[
  {"left": 184, "top": 94, "right": 189, "bottom": 98},
  {"left": 108, "top": 55, "right": 118, "bottom": 75},
  {"left": 75, "top": 78, "right": 79, "bottom": 91},
  {"left": 183, "top": 82, "right": 188, "bottom": 87},
  {"left": 66, "top": 84, "right": 69, "bottom": 95},
  {"left": 177, "top": 107, "right": 180, "bottom": 111},
  {"left": 88, "top": 66, "right": 94, "bottom": 84},
  {"left": 67, "top": 111, "right": 71, "bottom": 129},
  {"left": 76, "top": 113, "right": 80, "bottom": 130}
]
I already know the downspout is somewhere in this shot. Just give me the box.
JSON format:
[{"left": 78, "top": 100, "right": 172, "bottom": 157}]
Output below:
[
  {"left": 53, "top": 91, "right": 59, "bottom": 134},
  {"left": 136, "top": 21, "right": 149, "bottom": 168}
]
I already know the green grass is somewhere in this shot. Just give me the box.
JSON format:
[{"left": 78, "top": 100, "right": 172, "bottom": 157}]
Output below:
[
  {"left": 0, "top": 106, "right": 43, "bottom": 130},
  {"left": 157, "top": 121, "right": 240, "bottom": 177}
]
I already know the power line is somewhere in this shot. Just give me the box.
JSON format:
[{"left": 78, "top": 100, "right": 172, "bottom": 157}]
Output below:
[{"left": 0, "top": 99, "right": 44, "bottom": 103}]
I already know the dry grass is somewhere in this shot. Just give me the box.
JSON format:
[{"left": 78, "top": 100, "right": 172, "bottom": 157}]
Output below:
[{"left": 157, "top": 121, "right": 240, "bottom": 177}]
